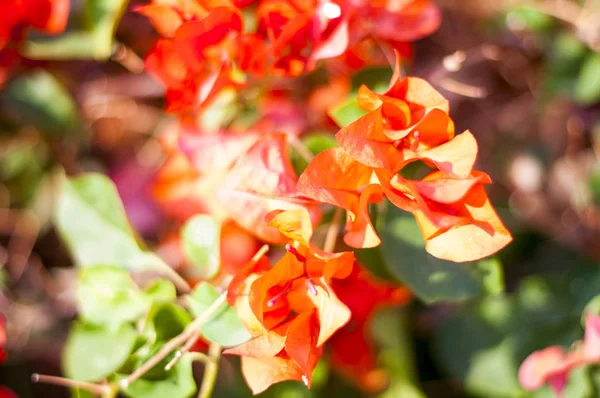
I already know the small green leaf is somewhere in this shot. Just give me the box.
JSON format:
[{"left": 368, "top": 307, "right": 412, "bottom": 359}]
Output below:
[
  {"left": 144, "top": 279, "right": 177, "bottom": 303},
  {"left": 123, "top": 354, "right": 197, "bottom": 398},
  {"left": 54, "top": 173, "right": 169, "bottom": 272},
  {"left": 290, "top": 133, "right": 338, "bottom": 175},
  {"left": 582, "top": 295, "right": 600, "bottom": 326},
  {"left": 575, "top": 52, "right": 600, "bottom": 105},
  {"left": 506, "top": 7, "right": 554, "bottom": 32},
  {"left": 464, "top": 338, "right": 523, "bottom": 397},
  {"left": 188, "top": 282, "right": 251, "bottom": 347},
  {"left": 77, "top": 266, "right": 149, "bottom": 329},
  {"left": 181, "top": 215, "right": 221, "bottom": 280},
  {"left": 2, "top": 70, "right": 79, "bottom": 135},
  {"left": 63, "top": 322, "right": 137, "bottom": 382},
  {"left": 24, "top": 0, "right": 128, "bottom": 60},
  {"left": 351, "top": 66, "right": 394, "bottom": 94},
  {"left": 475, "top": 257, "right": 505, "bottom": 295},
  {"left": 328, "top": 98, "right": 367, "bottom": 128},
  {"left": 379, "top": 207, "right": 502, "bottom": 303},
  {"left": 144, "top": 303, "right": 192, "bottom": 343},
  {"left": 303, "top": 134, "right": 338, "bottom": 154}
]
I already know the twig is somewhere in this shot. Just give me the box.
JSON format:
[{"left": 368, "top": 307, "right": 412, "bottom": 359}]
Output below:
[
  {"left": 197, "top": 343, "right": 222, "bottom": 398},
  {"left": 158, "top": 266, "right": 192, "bottom": 294},
  {"left": 289, "top": 136, "right": 314, "bottom": 163},
  {"left": 119, "top": 292, "right": 227, "bottom": 388},
  {"left": 31, "top": 374, "right": 110, "bottom": 396},
  {"left": 164, "top": 329, "right": 202, "bottom": 371},
  {"left": 437, "top": 78, "right": 487, "bottom": 98},
  {"left": 323, "top": 208, "right": 343, "bottom": 253}
]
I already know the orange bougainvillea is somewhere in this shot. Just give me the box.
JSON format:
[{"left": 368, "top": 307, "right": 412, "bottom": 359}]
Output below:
[
  {"left": 298, "top": 53, "right": 512, "bottom": 262},
  {"left": 140, "top": 0, "right": 442, "bottom": 117},
  {"left": 137, "top": 0, "right": 513, "bottom": 395},
  {"left": 225, "top": 209, "right": 355, "bottom": 393}
]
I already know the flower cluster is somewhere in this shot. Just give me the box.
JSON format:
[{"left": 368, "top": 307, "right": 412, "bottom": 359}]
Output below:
[
  {"left": 139, "top": 0, "right": 441, "bottom": 117},
  {"left": 298, "top": 53, "right": 512, "bottom": 261},
  {"left": 519, "top": 314, "right": 600, "bottom": 396},
  {"left": 138, "top": 0, "right": 512, "bottom": 394}
]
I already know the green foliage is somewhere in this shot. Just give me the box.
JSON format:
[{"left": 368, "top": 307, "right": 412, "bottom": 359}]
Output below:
[
  {"left": 505, "top": 7, "right": 554, "bottom": 32},
  {"left": 574, "top": 52, "right": 600, "bottom": 106},
  {"left": 290, "top": 133, "right": 338, "bottom": 174},
  {"left": 24, "top": 0, "right": 128, "bottom": 59},
  {"left": 329, "top": 98, "right": 367, "bottom": 128},
  {"left": 1, "top": 70, "right": 79, "bottom": 136},
  {"left": 373, "top": 309, "right": 426, "bottom": 398},
  {"left": 63, "top": 322, "right": 138, "bottom": 382},
  {"left": 181, "top": 215, "right": 221, "bottom": 280},
  {"left": 187, "top": 282, "right": 251, "bottom": 347},
  {"left": 143, "top": 302, "right": 191, "bottom": 344},
  {"left": 434, "top": 267, "right": 600, "bottom": 397},
  {"left": 54, "top": 173, "right": 171, "bottom": 272},
  {"left": 379, "top": 206, "right": 505, "bottom": 303},
  {"left": 77, "top": 266, "right": 152, "bottom": 330},
  {"left": 123, "top": 354, "right": 197, "bottom": 398}
]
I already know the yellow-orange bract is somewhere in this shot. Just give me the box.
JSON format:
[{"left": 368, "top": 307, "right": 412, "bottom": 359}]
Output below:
[
  {"left": 225, "top": 209, "right": 354, "bottom": 394},
  {"left": 298, "top": 52, "right": 512, "bottom": 262}
]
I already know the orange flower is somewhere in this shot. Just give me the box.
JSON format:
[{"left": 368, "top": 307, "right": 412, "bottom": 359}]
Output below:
[
  {"left": 336, "top": 51, "right": 462, "bottom": 173},
  {"left": 141, "top": 5, "right": 246, "bottom": 116},
  {"left": 215, "top": 133, "right": 321, "bottom": 243},
  {"left": 225, "top": 209, "right": 355, "bottom": 393},
  {"left": 329, "top": 266, "right": 412, "bottom": 392},
  {"left": 297, "top": 147, "right": 386, "bottom": 248},
  {"left": 299, "top": 51, "right": 511, "bottom": 261}
]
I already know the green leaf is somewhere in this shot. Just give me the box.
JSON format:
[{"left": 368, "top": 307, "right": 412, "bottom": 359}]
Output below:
[
  {"left": 63, "top": 322, "right": 137, "bottom": 382},
  {"left": 144, "top": 303, "right": 191, "bottom": 343},
  {"left": 187, "top": 282, "right": 251, "bottom": 347},
  {"left": 144, "top": 279, "right": 177, "bottom": 303},
  {"left": 181, "top": 215, "right": 221, "bottom": 280},
  {"left": 290, "top": 133, "right": 338, "bottom": 175},
  {"left": 303, "top": 134, "right": 338, "bottom": 154},
  {"left": 506, "top": 7, "right": 554, "bottom": 32},
  {"left": 575, "top": 52, "right": 600, "bottom": 105},
  {"left": 433, "top": 267, "right": 600, "bottom": 397},
  {"left": 54, "top": 173, "right": 169, "bottom": 272},
  {"left": 77, "top": 266, "right": 150, "bottom": 329},
  {"left": 24, "top": 0, "right": 128, "bottom": 60},
  {"left": 2, "top": 70, "right": 79, "bottom": 135},
  {"left": 379, "top": 206, "right": 504, "bottom": 303},
  {"left": 328, "top": 98, "right": 367, "bottom": 128},
  {"left": 464, "top": 338, "right": 523, "bottom": 397},
  {"left": 351, "top": 66, "right": 394, "bottom": 94},
  {"left": 123, "top": 354, "right": 197, "bottom": 398}
]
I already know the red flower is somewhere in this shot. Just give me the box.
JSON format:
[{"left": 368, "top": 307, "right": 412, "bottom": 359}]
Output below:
[
  {"left": 329, "top": 266, "right": 412, "bottom": 392},
  {"left": 0, "top": 0, "right": 69, "bottom": 50}
]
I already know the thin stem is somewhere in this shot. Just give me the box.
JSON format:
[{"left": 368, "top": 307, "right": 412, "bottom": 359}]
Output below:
[
  {"left": 159, "top": 266, "right": 192, "bottom": 294},
  {"left": 289, "top": 137, "right": 314, "bottom": 163},
  {"left": 119, "top": 292, "right": 227, "bottom": 388},
  {"left": 189, "top": 352, "right": 214, "bottom": 365},
  {"left": 323, "top": 208, "right": 343, "bottom": 253},
  {"left": 164, "top": 329, "right": 202, "bottom": 371},
  {"left": 32, "top": 374, "right": 110, "bottom": 396},
  {"left": 197, "top": 343, "right": 222, "bottom": 398}
]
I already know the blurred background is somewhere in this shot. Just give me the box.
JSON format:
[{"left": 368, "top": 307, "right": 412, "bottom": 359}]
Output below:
[{"left": 1, "top": 0, "right": 600, "bottom": 397}]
